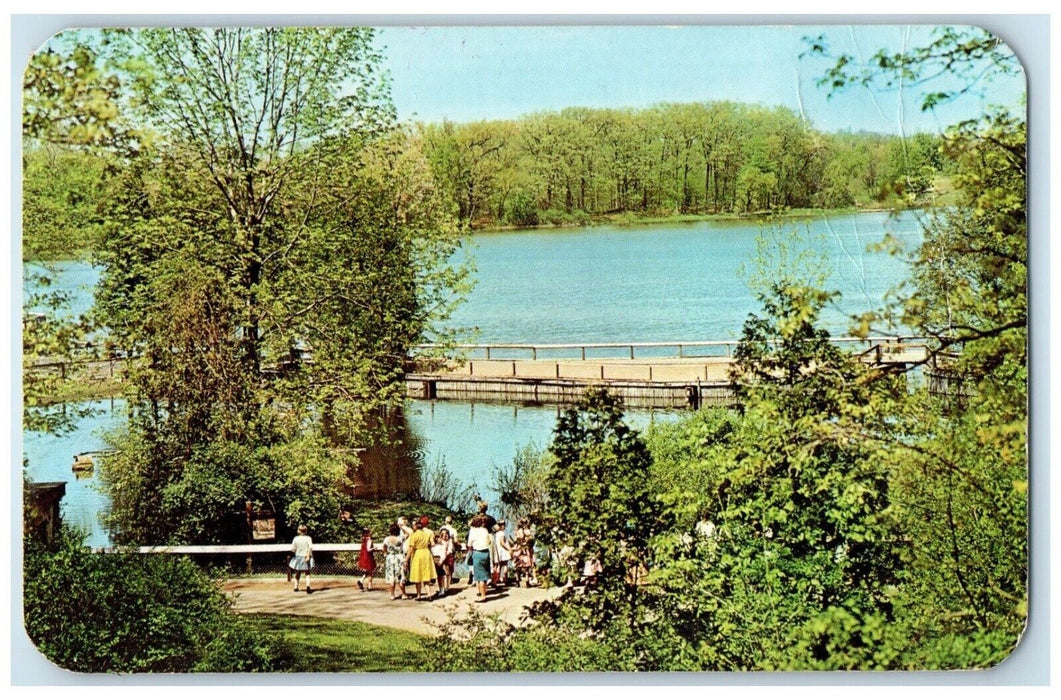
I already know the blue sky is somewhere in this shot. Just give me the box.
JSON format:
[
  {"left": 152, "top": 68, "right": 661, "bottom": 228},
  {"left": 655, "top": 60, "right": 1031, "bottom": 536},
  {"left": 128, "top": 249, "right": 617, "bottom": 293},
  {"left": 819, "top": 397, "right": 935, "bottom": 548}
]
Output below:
[{"left": 380, "top": 24, "right": 1026, "bottom": 135}]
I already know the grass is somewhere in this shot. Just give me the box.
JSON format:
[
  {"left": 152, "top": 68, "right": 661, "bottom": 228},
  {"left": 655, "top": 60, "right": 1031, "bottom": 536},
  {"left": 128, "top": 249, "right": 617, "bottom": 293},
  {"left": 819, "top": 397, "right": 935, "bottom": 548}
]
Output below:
[{"left": 242, "top": 613, "right": 428, "bottom": 672}]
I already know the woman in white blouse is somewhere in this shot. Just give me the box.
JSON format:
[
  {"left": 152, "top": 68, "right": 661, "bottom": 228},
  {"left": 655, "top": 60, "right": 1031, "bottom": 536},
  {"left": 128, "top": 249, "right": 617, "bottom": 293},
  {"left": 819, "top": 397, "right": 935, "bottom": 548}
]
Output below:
[{"left": 466, "top": 514, "right": 494, "bottom": 601}]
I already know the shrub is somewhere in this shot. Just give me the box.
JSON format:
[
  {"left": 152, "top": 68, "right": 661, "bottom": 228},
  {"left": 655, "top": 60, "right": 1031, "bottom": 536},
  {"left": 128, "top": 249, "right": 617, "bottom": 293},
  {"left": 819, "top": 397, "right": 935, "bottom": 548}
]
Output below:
[{"left": 23, "top": 529, "right": 289, "bottom": 672}]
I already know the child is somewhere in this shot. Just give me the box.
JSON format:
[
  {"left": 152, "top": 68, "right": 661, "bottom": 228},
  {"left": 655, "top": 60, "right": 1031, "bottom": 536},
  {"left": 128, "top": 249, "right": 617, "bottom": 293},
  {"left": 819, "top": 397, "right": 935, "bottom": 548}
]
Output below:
[
  {"left": 382, "top": 524, "right": 408, "bottom": 600},
  {"left": 357, "top": 528, "right": 376, "bottom": 590},
  {"left": 289, "top": 524, "right": 314, "bottom": 593},
  {"left": 431, "top": 528, "right": 455, "bottom": 596}
]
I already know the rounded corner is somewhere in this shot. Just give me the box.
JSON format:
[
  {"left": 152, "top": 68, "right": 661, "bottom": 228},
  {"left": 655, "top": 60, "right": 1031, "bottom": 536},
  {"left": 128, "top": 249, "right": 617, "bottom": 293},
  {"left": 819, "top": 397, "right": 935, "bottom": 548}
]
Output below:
[{"left": 954, "top": 23, "right": 1028, "bottom": 92}]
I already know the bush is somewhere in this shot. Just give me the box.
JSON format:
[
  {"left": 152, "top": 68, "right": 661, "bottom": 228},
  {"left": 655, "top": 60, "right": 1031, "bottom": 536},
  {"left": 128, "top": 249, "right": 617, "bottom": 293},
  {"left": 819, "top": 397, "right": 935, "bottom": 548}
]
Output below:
[
  {"left": 23, "top": 529, "right": 290, "bottom": 672},
  {"left": 503, "top": 190, "right": 539, "bottom": 227}
]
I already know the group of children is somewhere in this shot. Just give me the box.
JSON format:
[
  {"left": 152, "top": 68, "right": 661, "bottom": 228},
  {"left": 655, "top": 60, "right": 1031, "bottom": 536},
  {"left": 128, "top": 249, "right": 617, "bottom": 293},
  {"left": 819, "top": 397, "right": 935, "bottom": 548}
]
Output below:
[
  {"left": 355, "top": 514, "right": 461, "bottom": 600},
  {"left": 286, "top": 506, "right": 540, "bottom": 598}
]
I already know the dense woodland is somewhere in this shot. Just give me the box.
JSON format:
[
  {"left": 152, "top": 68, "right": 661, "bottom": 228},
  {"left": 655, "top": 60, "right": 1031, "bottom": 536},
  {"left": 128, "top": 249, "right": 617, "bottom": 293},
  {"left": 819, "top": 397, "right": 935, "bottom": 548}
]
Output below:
[
  {"left": 417, "top": 104, "right": 944, "bottom": 228},
  {"left": 21, "top": 102, "right": 944, "bottom": 260},
  {"left": 22, "top": 26, "right": 1026, "bottom": 673}
]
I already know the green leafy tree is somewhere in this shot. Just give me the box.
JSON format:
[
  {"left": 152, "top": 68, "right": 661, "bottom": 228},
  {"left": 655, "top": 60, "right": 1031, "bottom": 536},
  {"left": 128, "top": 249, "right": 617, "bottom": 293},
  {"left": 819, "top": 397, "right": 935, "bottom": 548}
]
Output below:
[
  {"left": 22, "top": 44, "right": 134, "bottom": 149},
  {"left": 808, "top": 24, "right": 1027, "bottom": 667},
  {"left": 535, "top": 390, "right": 670, "bottom": 649},
  {"left": 91, "top": 28, "right": 468, "bottom": 544},
  {"left": 21, "top": 41, "right": 130, "bottom": 434},
  {"left": 651, "top": 278, "right": 904, "bottom": 670}
]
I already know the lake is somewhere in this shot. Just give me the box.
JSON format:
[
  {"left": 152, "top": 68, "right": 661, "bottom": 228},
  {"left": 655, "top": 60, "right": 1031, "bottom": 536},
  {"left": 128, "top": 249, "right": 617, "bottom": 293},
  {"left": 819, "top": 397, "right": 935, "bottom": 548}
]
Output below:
[{"left": 22, "top": 210, "right": 924, "bottom": 545}]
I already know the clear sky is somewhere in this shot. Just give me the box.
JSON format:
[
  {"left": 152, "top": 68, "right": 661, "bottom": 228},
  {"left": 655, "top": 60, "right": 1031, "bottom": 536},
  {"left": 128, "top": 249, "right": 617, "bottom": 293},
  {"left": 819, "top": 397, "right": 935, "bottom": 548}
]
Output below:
[{"left": 379, "top": 24, "right": 1027, "bottom": 135}]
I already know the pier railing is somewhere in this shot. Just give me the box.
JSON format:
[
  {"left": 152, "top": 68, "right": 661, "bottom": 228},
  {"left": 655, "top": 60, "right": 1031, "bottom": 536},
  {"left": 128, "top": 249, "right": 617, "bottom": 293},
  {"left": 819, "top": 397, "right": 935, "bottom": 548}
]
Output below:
[{"left": 413, "top": 336, "right": 932, "bottom": 362}]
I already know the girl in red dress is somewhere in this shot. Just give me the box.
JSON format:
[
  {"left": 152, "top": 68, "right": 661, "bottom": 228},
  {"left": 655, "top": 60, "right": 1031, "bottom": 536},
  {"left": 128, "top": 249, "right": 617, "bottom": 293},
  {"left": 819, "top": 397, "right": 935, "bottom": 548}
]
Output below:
[{"left": 357, "top": 528, "right": 377, "bottom": 590}]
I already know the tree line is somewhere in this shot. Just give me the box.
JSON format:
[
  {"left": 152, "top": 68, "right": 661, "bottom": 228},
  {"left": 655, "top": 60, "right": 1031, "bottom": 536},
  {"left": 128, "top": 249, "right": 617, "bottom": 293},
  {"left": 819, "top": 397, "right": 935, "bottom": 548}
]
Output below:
[{"left": 418, "top": 102, "right": 944, "bottom": 228}]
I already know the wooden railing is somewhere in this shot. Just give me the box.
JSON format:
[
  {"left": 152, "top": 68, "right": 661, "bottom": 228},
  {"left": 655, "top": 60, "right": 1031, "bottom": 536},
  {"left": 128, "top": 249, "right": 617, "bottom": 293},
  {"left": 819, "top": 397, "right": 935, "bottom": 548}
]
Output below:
[{"left": 413, "top": 336, "right": 932, "bottom": 362}]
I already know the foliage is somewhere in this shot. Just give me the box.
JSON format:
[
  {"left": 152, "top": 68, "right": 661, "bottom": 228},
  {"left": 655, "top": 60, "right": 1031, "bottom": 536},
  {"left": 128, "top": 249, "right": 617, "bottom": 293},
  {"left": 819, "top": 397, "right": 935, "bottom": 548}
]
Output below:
[
  {"left": 101, "top": 432, "right": 352, "bottom": 546},
  {"left": 338, "top": 499, "right": 465, "bottom": 543},
  {"left": 22, "top": 43, "right": 135, "bottom": 149},
  {"left": 418, "top": 457, "right": 477, "bottom": 514},
  {"left": 86, "top": 28, "right": 469, "bottom": 545},
  {"left": 21, "top": 285, "right": 95, "bottom": 434},
  {"left": 813, "top": 24, "right": 1028, "bottom": 667},
  {"left": 23, "top": 528, "right": 290, "bottom": 672},
  {"left": 491, "top": 441, "right": 552, "bottom": 523},
  {"left": 806, "top": 26, "right": 1021, "bottom": 112},
  {"left": 644, "top": 279, "right": 906, "bottom": 670},
  {"left": 22, "top": 144, "right": 114, "bottom": 260},
  {"left": 21, "top": 42, "right": 127, "bottom": 434},
  {"left": 417, "top": 102, "right": 940, "bottom": 229},
  {"left": 424, "top": 606, "right": 634, "bottom": 672},
  {"left": 534, "top": 389, "right": 670, "bottom": 648}
]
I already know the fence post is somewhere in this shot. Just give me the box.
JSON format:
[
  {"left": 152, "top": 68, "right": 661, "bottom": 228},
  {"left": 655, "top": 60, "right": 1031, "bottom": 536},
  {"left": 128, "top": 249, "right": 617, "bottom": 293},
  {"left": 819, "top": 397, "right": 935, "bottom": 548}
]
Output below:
[{"left": 245, "top": 501, "right": 254, "bottom": 575}]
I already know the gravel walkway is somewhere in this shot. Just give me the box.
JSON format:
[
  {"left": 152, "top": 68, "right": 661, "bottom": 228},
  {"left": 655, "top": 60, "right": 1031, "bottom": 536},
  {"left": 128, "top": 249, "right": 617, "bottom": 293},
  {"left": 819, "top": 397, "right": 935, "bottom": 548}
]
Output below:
[{"left": 224, "top": 577, "right": 564, "bottom": 637}]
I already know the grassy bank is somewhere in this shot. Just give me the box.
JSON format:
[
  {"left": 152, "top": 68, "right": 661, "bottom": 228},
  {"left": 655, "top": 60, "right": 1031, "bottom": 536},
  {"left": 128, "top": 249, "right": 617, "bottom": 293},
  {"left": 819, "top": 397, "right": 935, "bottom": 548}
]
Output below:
[
  {"left": 242, "top": 613, "right": 426, "bottom": 672},
  {"left": 474, "top": 202, "right": 922, "bottom": 234},
  {"left": 26, "top": 362, "right": 127, "bottom": 406}
]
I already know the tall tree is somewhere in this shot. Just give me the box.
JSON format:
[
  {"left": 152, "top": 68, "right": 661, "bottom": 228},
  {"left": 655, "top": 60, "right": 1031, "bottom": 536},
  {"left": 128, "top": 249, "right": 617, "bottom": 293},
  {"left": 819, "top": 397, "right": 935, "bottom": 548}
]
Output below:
[{"left": 94, "top": 28, "right": 468, "bottom": 544}]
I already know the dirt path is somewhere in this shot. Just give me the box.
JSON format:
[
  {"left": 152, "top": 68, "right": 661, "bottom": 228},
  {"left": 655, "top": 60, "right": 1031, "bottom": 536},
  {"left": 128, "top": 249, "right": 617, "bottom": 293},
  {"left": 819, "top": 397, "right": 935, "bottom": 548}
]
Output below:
[{"left": 224, "top": 577, "right": 564, "bottom": 637}]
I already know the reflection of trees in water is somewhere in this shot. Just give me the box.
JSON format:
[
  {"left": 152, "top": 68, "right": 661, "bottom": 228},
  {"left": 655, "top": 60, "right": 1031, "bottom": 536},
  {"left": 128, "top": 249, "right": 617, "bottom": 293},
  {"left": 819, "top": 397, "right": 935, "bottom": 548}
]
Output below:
[{"left": 352, "top": 407, "right": 424, "bottom": 499}]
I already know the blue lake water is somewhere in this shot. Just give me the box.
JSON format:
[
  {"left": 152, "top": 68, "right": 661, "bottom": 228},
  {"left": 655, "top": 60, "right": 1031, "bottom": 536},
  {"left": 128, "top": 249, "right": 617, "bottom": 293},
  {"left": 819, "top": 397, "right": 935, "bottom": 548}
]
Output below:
[{"left": 22, "top": 210, "right": 923, "bottom": 545}]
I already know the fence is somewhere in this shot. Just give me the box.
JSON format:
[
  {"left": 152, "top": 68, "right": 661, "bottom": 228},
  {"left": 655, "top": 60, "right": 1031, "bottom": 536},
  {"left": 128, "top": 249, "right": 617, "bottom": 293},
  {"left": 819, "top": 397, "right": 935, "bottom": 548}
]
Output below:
[
  {"left": 413, "top": 336, "right": 930, "bottom": 362},
  {"left": 96, "top": 543, "right": 474, "bottom": 578}
]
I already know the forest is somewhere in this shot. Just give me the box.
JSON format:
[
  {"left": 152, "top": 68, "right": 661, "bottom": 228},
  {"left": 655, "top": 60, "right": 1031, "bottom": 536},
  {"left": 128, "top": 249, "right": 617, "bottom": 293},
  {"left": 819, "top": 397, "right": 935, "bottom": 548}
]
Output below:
[{"left": 417, "top": 103, "right": 944, "bottom": 228}]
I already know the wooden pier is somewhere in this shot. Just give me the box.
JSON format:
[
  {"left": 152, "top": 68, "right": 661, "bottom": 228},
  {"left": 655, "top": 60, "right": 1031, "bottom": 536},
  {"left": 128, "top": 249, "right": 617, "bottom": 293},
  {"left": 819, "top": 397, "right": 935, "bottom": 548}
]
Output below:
[
  {"left": 26, "top": 336, "right": 935, "bottom": 410},
  {"left": 406, "top": 338, "right": 931, "bottom": 408}
]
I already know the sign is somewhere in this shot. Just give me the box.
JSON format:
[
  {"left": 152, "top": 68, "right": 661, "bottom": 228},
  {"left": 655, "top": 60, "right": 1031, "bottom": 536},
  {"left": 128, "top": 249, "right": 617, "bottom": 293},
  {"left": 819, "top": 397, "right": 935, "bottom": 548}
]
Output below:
[{"left": 251, "top": 515, "right": 276, "bottom": 541}]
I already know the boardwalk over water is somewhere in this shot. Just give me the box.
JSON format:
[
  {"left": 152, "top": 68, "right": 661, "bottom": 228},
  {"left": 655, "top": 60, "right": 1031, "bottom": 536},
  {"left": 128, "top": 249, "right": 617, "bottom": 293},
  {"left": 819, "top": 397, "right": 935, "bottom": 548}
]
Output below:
[
  {"left": 406, "top": 338, "right": 932, "bottom": 408},
  {"left": 28, "top": 336, "right": 936, "bottom": 410}
]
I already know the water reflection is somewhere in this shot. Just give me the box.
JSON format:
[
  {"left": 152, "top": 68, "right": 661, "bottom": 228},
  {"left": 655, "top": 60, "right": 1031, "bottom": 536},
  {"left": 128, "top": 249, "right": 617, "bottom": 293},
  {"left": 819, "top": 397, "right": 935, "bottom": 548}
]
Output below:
[{"left": 352, "top": 406, "right": 424, "bottom": 500}]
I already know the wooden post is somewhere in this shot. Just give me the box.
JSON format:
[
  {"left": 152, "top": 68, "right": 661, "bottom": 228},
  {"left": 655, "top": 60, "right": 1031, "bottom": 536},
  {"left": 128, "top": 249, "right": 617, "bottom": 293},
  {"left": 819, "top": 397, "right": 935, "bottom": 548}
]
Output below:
[{"left": 244, "top": 501, "right": 254, "bottom": 575}]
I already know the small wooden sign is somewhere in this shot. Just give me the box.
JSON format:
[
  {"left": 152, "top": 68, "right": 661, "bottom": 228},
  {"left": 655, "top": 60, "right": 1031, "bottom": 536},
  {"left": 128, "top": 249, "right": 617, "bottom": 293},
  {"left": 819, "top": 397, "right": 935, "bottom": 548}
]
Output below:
[{"left": 251, "top": 516, "right": 276, "bottom": 541}]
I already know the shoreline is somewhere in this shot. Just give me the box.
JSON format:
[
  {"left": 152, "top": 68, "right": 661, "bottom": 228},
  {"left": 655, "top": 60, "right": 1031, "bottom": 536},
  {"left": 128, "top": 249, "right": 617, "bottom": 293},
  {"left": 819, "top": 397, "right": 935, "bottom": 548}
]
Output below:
[{"left": 470, "top": 203, "right": 923, "bottom": 235}]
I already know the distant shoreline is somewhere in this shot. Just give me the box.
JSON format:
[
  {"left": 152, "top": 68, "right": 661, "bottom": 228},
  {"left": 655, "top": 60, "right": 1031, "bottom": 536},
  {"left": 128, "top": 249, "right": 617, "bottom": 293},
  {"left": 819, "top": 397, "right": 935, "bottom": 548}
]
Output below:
[{"left": 471, "top": 203, "right": 928, "bottom": 234}]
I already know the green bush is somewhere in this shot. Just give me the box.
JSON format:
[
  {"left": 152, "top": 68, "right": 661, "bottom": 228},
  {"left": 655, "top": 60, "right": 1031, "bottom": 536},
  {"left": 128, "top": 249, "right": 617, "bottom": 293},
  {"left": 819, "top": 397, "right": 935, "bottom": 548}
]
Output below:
[
  {"left": 23, "top": 529, "right": 290, "bottom": 672},
  {"left": 503, "top": 190, "right": 539, "bottom": 227}
]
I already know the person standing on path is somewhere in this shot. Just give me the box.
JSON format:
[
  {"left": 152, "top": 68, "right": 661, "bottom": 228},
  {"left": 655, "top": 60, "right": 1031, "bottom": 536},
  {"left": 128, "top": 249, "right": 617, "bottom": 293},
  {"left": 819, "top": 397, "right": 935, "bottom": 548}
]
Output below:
[
  {"left": 440, "top": 515, "right": 459, "bottom": 542},
  {"left": 431, "top": 527, "right": 455, "bottom": 595},
  {"left": 289, "top": 524, "right": 314, "bottom": 593},
  {"left": 493, "top": 520, "right": 512, "bottom": 586},
  {"left": 357, "top": 528, "right": 376, "bottom": 591},
  {"left": 466, "top": 514, "right": 494, "bottom": 601},
  {"left": 512, "top": 518, "right": 537, "bottom": 587},
  {"left": 382, "top": 524, "right": 408, "bottom": 600},
  {"left": 405, "top": 519, "right": 436, "bottom": 600}
]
